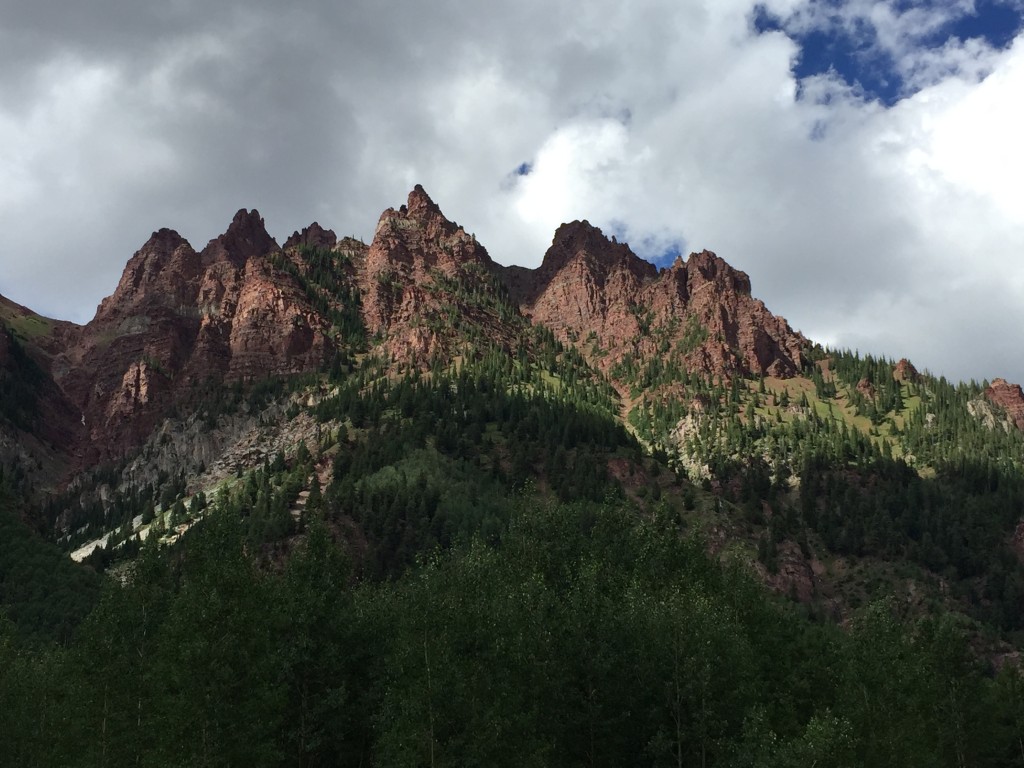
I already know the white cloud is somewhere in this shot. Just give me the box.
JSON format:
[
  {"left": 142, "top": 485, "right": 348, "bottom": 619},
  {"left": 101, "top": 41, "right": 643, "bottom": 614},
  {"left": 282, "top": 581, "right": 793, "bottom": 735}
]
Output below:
[
  {"left": 898, "top": 35, "right": 998, "bottom": 90},
  {"left": 920, "top": 38, "right": 1024, "bottom": 220},
  {"left": 510, "top": 119, "right": 631, "bottom": 248},
  {"left": 1, "top": 0, "right": 1022, "bottom": 383}
]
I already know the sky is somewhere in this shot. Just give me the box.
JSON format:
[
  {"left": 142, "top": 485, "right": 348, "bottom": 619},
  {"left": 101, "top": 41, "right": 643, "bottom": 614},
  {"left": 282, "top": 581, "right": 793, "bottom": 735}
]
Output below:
[{"left": 1, "top": 0, "right": 1023, "bottom": 384}]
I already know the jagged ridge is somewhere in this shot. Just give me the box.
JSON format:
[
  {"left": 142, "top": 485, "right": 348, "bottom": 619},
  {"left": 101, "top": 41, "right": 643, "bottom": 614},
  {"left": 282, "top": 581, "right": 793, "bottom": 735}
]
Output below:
[{"left": 2, "top": 184, "right": 1021, "bottom": 479}]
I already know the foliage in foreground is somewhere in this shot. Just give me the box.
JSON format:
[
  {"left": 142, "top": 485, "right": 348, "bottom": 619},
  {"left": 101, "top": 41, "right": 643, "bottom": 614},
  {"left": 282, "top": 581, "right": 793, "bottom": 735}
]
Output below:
[
  {"left": 0, "top": 479, "right": 99, "bottom": 643},
  {"left": 3, "top": 502, "right": 1024, "bottom": 768}
]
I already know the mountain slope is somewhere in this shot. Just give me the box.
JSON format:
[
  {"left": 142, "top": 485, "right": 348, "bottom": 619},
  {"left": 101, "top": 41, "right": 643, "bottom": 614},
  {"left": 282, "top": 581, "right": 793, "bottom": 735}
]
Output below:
[
  {"left": 503, "top": 221, "right": 807, "bottom": 383},
  {"left": 0, "top": 186, "right": 823, "bottom": 475},
  {"left": 44, "top": 210, "right": 340, "bottom": 461},
  {"left": 0, "top": 297, "right": 80, "bottom": 493},
  {"left": 2, "top": 185, "right": 1024, "bottom": 642}
]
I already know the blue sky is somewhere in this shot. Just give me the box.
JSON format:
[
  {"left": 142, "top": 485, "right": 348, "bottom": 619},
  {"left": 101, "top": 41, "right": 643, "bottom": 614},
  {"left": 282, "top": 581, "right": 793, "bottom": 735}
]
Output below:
[
  {"left": 1, "top": 0, "right": 1023, "bottom": 383},
  {"left": 755, "top": 0, "right": 1024, "bottom": 105}
]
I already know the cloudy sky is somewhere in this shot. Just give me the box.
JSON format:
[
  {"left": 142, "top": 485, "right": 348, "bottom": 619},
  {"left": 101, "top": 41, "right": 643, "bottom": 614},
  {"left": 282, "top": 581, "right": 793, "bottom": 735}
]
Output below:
[{"left": 2, "top": 0, "right": 1023, "bottom": 383}]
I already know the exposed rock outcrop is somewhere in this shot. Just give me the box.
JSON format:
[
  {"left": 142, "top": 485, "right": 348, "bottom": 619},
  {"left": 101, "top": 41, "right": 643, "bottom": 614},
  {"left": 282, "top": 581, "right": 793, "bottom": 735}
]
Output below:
[
  {"left": 359, "top": 185, "right": 509, "bottom": 362},
  {"left": 985, "top": 378, "right": 1024, "bottom": 432},
  {"left": 856, "top": 377, "right": 876, "bottom": 401},
  {"left": 284, "top": 222, "right": 338, "bottom": 251},
  {"left": 505, "top": 220, "right": 807, "bottom": 380},
  {"left": 201, "top": 208, "right": 280, "bottom": 267},
  {"left": 52, "top": 210, "right": 332, "bottom": 460},
  {"left": 894, "top": 358, "right": 919, "bottom": 383},
  {"left": 3, "top": 186, "right": 811, "bottom": 468}
]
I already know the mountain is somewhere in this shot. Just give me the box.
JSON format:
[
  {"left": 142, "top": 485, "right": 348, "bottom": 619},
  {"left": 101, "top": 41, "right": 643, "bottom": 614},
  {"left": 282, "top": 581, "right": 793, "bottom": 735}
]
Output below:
[
  {"left": 2, "top": 185, "right": 1023, "bottom": 533},
  {"left": 4, "top": 185, "right": 809, "bottom": 475},
  {"left": 0, "top": 296, "right": 80, "bottom": 483},
  {"left": 4, "top": 185, "right": 1024, "bottom": 576},
  {"left": 53, "top": 209, "right": 336, "bottom": 458},
  {"left": 505, "top": 220, "right": 806, "bottom": 381},
  {"left": 3, "top": 186, "right": 1024, "bottom": 765}
]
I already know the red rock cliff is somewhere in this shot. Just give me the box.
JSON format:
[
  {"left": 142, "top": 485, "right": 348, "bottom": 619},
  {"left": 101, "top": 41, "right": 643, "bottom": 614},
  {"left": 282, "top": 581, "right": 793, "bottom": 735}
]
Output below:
[
  {"left": 55, "top": 209, "right": 333, "bottom": 459},
  {"left": 504, "top": 221, "right": 806, "bottom": 381},
  {"left": 985, "top": 378, "right": 1024, "bottom": 432}
]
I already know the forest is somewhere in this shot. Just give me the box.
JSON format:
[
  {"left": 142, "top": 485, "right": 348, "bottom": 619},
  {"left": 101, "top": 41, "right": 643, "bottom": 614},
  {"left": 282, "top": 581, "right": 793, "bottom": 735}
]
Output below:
[
  {"left": 3, "top": 344, "right": 1024, "bottom": 766},
  {"left": 5, "top": 492, "right": 1024, "bottom": 767}
]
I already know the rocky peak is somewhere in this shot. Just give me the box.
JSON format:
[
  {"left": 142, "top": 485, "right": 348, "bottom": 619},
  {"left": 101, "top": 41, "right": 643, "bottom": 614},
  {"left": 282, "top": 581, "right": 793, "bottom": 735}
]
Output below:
[
  {"left": 284, "top": 222, "right": 338, "bottom": 251},
  {"left": 47, "top": 206, "right": 338, "bottom": 461},
  {"left": 684, "top": 250, "right": 752, "bottom": 296},
  {"left": 95, "top": 229, "right": 199, "bottom": 320},
  {"left": 505, "top": 220, "right": 657, "bottom": 311},
  {"left": 405, "top": 184, "right": 444, "bottom": 220},
  {"left": 547, "top": 219, "right": 609, "bottom": 259},
  {"left": 123, "top": 228, "right": 193, "bottom": 281},
  {"left": 142, "top": 228, "right": 191, "bottom": 260},
  {"left": 367, "top": 185, "right": 492, "bottom": 276},
  {"left": 894, "top": 358, "right": 919, "bottom": 383},
  {"left": 373, "top": 185, "right": 468, "bottom": 244},
  {"left": 985, "top": 378, "right": 1024, "bottom": 431},
  {"left": 360, "top": 186, "right": 498, "bottom": 347},
  {"left": 512, "top": 224, "right": 806, "bottom": 380},
  {"left": 201, "top": 208, "right": 279, "bottom": 267},
  {"left": 541, "top": 221, "right": 656, "bottom": 282}
]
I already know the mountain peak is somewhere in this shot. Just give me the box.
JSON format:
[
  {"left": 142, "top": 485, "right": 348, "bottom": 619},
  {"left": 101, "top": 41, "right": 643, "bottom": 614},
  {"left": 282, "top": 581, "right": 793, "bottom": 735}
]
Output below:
[
  {"left": 684, "top": 249, "right": 751, "bottom": 296},
  {"left": 551, "top": 219, "right": 603, "bottom": 248},
  {"left": 143, "top": 227, "right": 191, "bottom": 254},
  {"left": 362, "top": 187, "right": 493, "bottom": 340},
  {"left": 406, "top": 184, "right": 442, "bottom": 217},
  {"left": 374, "top": 185, "right": 456, "bottom": 237},
  {"left": 550, "top": 219, "right": 613, "bottom": 250},
  {"left": 371, "top": 185, "right": 485, "bottom": 262},
  {"left": 95, "top": 227, "right": 199, "bottom": 321},
  {"left": 283, "top": 222, "right": 338, "bottom": 251},
  {"left": 201, "top": 208, "right": 279, "bottom": 266},
  {"left": 123, "top": 227, "right": 193, "bottom": 279},
  {"left": 539, "top": 220, "right": 656, "bottom": 283},
  {"left": 519, "top": 226, "right": 804, "bottom": 379}
]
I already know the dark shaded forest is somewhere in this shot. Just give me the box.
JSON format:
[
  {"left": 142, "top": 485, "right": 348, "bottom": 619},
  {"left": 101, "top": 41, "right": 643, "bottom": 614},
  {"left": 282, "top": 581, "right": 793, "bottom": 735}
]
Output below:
[
  {"left": 5, "top": 500, "right": 1024, "bottom": 767},
  {"left": 3, "top": 350, "right": 1024, "bottom": 766}
]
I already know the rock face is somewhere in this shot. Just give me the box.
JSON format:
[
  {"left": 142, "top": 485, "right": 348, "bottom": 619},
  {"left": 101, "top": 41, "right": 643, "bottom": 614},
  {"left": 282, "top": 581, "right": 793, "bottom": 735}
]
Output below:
[
  {"left": 504, "top": 221, "right": 656, "bottom": 349},
  {"left": 350, "top": 188, "right": 803, "bottom": 380},
  {"left": 2, "top": 185, "right": 812, "bottom": 468},
  {"left": 856, "top": 378, "right": 876, "bottom": 401},
  {"left": 283, "top": 222, "right": 338, "bottom": 251},
  {"left": 894, "top": 358, "right": 920, "bottom": 383},
  {"left": 504, "top": 220, "right": 807, "bottom": 380},
  {"left": 363, "top": 186, "right": 493, "bottom": 324},
  {"left": 359, "top": 185, "right": 508, "bottom": 363},
  {"left": 53, "top": 210, "right": 334, "bottom": 459},
  {"left": 985, "top": 378, "right": 1024, "bottom": 432}
]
